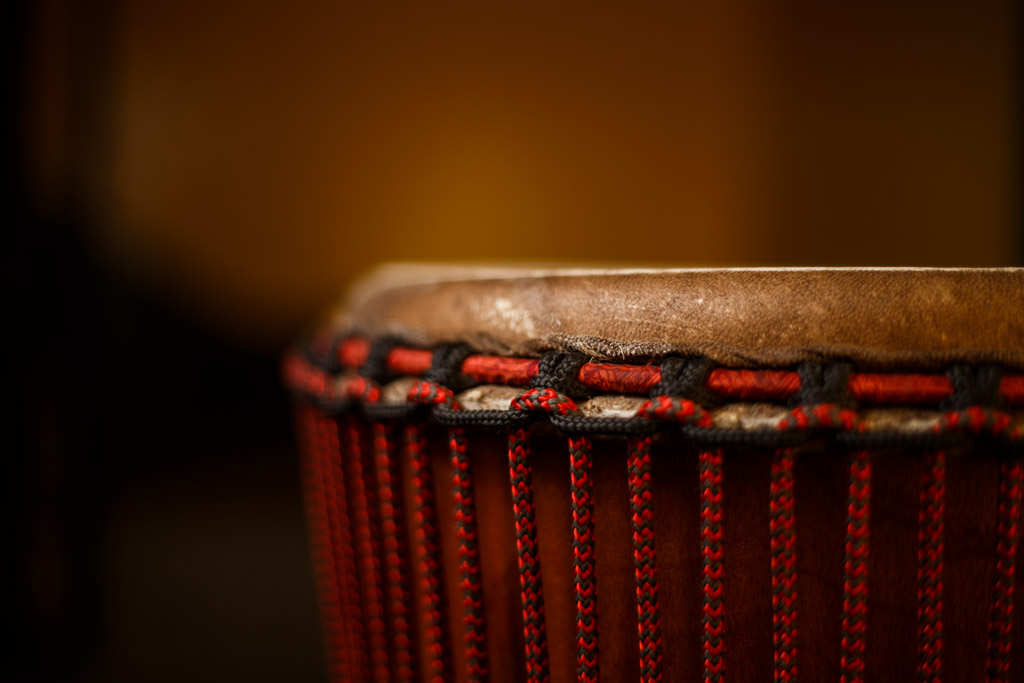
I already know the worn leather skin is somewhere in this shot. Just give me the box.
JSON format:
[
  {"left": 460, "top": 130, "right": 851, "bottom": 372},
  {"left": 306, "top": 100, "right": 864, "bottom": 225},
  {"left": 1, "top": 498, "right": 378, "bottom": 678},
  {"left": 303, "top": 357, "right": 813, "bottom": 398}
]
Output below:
[{"left": 340, "top": 265, "right": 1024, "bottom": 370}]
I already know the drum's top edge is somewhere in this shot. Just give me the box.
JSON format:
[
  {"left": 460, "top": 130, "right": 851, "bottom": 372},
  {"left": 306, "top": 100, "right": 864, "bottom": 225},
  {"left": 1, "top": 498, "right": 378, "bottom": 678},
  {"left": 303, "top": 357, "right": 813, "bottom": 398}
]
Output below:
[
  {"left": 329, "top": 263, "right": 1024, "bottom": 371},
  {"left": 350, "top": 262, "right": 1023, "bottom": 289}
]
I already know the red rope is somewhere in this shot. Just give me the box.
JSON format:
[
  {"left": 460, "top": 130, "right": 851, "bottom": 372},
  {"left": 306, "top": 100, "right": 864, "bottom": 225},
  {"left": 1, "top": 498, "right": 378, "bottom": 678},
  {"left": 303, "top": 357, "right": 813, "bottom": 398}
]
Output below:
[
  {"left": 296, "top": 406, "right": 349, "bottom": 681},
  {"left": 571, "top": 434, "right": 598, "bottom": 683},
  {"left": 343, "top": 416, "right": 389, "bottom": 683},
  {"left": 917, "top": 451, "right": 945, "bottom": 682},
  {"left": 408, "top": 380, "right": 489, "bottom": 682},
  {"left": 986, "top": 458, "right": 1023, "bottom": 682},
  {"left": 325, "top": 339, "right": 1024, "bottom": 405},
  {"left": 770, "top": 448, "right": 798, "bottom": 683},
  {"left": 310, "top": 408, "right": 368, "bottom": 681},
  {"left": 840, "top": 451, "right": 871, "bottom": 683},
  {"left": 628, "top": 435, "right": 663, "bottom": 682},
  {"left": 406, "top": 422, "right": 452, "bottom": 683},
  {"left": 451, "top": 425, "right": 489, "bottom": 682},
  {"left": 508, "top": 425, "right": 550, "bottom": 683},
  {"left": 701, "top": 449, "right": 726, "bottom": 683},
  {"left": 373, "top": 422, "right": 417, "bottom": 683}
]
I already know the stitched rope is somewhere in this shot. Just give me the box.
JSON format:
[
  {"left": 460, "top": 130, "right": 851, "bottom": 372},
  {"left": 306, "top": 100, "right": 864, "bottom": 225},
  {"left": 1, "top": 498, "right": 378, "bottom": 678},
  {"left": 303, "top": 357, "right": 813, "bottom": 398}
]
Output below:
[
  {"left": 405, "top": 422, "right": 452, "bottom": 683},
  {"left": 509, "top": 384, "right": 596, "bottom": 683},
  {"left": 572, "top": 433, "right": 598, "bottom": 683},
  {"left": 770, "top": 447, "right": 797, "bottom": 683},
  {"left": 296, "top": 406, "right": 349, "bottom": 681},
  {"left": 933, "top": 407, "right": 1021, "bottom": 683},
  {"left": 840, "top": 450, "right": 871, "bottom": 683},
  {"left": 343, "top": 416, "right": 390, "bottom": 683},
  {"left": 508, "top": 424, "right": 550, "bottom": 683},
  {"left": 986, "top": 458, "right": 1022, "bottom": 682},
  {"left": 313, "top": 408, "right": 368, "bottom": 681},
  {"left": 628, "top": 434, "right": 662, "bottom": 683},
  {"left": 408, "top": 380, "right": 489, "bottom": 682},
  {"left": 451, "top": 427, "right": 488, "bottom": 681},
  {"left": 373, "top": 421, "right": 417, "bottom": 683},
  {"left": 287, "top": 343, "right": 1024, "bottom": 683},
  {"left": 635, "top": 396, "right": 716, "bottom": 681},
  {"left": 917, "top": 450, "right": 945, "bottom": 682},
  {"left": 701, "top": 448, "right": 726, "bottom": 683},
  {"left": 773, "top": 404, "right": 860, "bottom": 683}
]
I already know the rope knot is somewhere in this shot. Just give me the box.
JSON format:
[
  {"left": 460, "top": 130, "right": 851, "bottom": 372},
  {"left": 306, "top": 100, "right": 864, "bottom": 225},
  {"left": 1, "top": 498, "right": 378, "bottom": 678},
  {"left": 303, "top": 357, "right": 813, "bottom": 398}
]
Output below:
[
  {"left": 790, "top": 362, "right": 855, "bottom": 409},
  {"left": 510, "top": 387, "right": 581, "bottom": 416},
  {"left": 407, "top": 380, "right": 462, "bottom": 411}
]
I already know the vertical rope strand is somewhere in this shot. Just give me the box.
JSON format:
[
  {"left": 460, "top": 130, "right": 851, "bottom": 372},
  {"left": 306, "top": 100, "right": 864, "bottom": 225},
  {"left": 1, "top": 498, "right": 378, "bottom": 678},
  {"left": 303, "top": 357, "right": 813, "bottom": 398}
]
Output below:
[
  {"left": 985, "top": 457, "right": 1023, "bottom": 682},
  {"left": 571, "top": 435, "right": 599, "bottom": 683},
  {"left": 771, "top": 448, "right": 798, "bottom": 683},
  {"left": 317, "top": 409, "right": 369, "bottom": 680},
  {"left": 840, "top": 451, "right": 871, "bottom": 683},
  {"left": 509, "top": 427, "right": 550, "bottom": 683},
  {"left": 296, "top": 406, "right": 350, "bottom": 681},
  {"left": 373, "top": 422, "right": 417, "bottom": 683},
  {"left": 451, "top": 426, "right": 489, "bottom": 682},
  {"left": 406, "top": 422, "right": 452, "bottom": 683},
  {"left": 701, "top": 449, "right": 726, "bottom": 683},
  {"left": 629, "top": 435, "right": 663, "bottom": 683},
  {"left": 344, "top": 416, "right": 389, "bottom": 683},
  {"left": 917, "top": 451, "right": 945, "bottom": 682}
]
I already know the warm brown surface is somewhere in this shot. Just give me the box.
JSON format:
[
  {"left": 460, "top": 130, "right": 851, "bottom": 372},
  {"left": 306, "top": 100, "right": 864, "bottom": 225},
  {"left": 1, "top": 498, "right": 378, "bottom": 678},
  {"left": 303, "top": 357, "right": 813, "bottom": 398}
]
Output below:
[
  {"left": 26, "top": 2, "right": 1019, "bottom": 344},
  {"left": 340, "top": 266, "right": 1024, "bottom": 370}
]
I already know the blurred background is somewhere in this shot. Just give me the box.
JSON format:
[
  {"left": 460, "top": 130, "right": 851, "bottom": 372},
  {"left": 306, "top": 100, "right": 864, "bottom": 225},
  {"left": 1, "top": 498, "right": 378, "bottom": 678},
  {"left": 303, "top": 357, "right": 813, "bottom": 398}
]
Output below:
[{"left": 6, "top": 1, "right": 1020, "bottom": 681}]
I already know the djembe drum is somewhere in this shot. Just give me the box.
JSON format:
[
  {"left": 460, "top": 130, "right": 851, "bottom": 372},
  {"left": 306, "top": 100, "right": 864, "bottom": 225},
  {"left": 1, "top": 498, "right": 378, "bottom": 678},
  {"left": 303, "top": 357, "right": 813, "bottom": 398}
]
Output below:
[{"left": 283, "top": 266, "right": 1024, "bottom": 683}]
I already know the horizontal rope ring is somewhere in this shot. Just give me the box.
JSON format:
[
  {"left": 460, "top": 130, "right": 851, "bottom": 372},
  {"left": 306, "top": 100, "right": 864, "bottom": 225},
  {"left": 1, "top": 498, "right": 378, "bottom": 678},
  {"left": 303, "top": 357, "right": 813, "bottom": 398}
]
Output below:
[
  {"left": 778, "top": 404, "right": 863, "bottom": 433},
  {"left": 408, "top": 379, "right": 462, "bottom": 411},
  {"left": 935, "top": 407, "right": 1021, "bottom": 442},
  {"left": 636, "top": 395, "right": 712, "bottom": 427},
  {"left": 510, "top": 387, "right": 581, "bottom": 416}
]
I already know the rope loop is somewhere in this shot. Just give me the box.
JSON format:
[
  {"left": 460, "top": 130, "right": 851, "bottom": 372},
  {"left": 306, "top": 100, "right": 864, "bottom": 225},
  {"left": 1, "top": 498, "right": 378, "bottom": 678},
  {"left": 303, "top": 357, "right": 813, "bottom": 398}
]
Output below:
[{"left": 791, "top": 362, "right": 855, "bottom": 409}]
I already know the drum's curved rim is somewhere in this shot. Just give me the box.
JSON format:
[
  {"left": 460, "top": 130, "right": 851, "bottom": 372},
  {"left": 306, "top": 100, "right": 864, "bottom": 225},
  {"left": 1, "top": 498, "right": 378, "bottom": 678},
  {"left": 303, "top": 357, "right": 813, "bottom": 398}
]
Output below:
[{"left": 326, "top": 263, "right": 1024, "bottom": 371}]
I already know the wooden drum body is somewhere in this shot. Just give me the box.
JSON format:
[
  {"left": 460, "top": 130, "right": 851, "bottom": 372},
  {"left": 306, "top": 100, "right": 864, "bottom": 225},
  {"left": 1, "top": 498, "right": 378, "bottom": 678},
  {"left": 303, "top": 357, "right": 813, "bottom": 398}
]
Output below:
[{"left": 284, "top": 267, "right": 1024, "bottom": 682}]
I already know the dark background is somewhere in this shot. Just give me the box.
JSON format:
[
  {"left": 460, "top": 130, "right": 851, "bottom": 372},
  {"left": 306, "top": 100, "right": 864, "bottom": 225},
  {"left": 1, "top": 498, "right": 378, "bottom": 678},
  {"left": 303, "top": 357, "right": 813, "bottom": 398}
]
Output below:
[{"left": 6, "top": 1, "right": 1021, "bottom": 681}]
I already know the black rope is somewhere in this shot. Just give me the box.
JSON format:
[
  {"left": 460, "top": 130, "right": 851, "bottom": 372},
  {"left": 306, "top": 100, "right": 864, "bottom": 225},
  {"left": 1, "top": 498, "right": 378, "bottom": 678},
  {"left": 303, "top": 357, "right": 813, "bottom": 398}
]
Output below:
[
  {"left": 422, "top": 344, "right": 476, "bottom": 393},
  {"left": 549, "top": 414, "right": 660, "bottom": 437},
  {"left": 790, "top": 362, "right": 855, "bottom": 409},
  {"left": 433, "top": 407, "right": 533, "bottom": 429},
  {"left": 654, "top": 356, "right": 722, "bottom": 407},
  {"left": 358, "top": 338, "right": 403, "bottom": 384},
  {"left": 942, "top": 364, "right": 1006, "bottom": 411},
  {"left": 531, "top": 351, "right": 591, "bottom": 400}
]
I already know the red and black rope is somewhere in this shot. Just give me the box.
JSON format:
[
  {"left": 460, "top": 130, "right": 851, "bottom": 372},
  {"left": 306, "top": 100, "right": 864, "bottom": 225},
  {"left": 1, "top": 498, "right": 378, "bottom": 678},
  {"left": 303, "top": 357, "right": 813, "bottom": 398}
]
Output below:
[
  {"left": 408, "top": 379, "right": 489, "bottom": 682},
  {"left": 571, "top": 433, "right": 598, "bottom": 683},
  {"left": 330, "top": 337, "right": 1024, "bottom": 405},
  {"left": 307, "top": 407, "right": 369, "bottom": 681},
  {"left": 701, "top": 448, "right": 727, "bottom": 683},
  {"left": 405, "top": 422, "right": 453, "bottom": 683},
  {"left": 296, "top": 406, "right": 350, "bottom": 681},
  {"left": 508, "top": 382, "right": 598, "bottom": 683},
  {"left": 628, "top": 434, "right": 662, "bottom": 683},
  {"left": 986, "top": 458, "right": 1022, "bottom": 682},
  {"left": 343, "top": 416, "right": 390, "bottom": 683},
  {"left": 450, "top": 425, "right": 488, "bottom": 682},
  {"left": 508, "top": 424, "right": 550, "bottom": 683},
  {"left": 917, "top": 451, "right": 945, "bottom": 682},
  {"left": 373, "top": 421, "right": 417, "bottom": 683},
  {"left": 634, "top": 396, "right": 713, "bottom": 681},
  {"left": 770, "top": 447, "right": 797, "bottom": 683},
  {"left": 285, "top": 343, "right": 1024, "bottom": 683},
  {"left": 840, "top": 450, "right": 872, "bottom": 683}
]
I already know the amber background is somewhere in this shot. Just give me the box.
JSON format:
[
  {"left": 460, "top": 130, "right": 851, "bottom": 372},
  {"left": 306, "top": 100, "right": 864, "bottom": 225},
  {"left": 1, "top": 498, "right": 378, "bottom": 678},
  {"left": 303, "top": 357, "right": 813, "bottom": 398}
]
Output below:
[{"left": 7, "top": 1, "right": 1020, "bottom": 682}]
